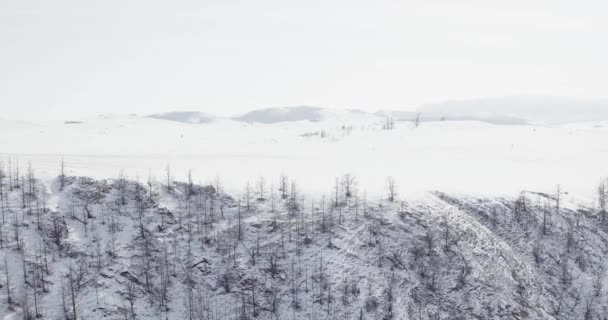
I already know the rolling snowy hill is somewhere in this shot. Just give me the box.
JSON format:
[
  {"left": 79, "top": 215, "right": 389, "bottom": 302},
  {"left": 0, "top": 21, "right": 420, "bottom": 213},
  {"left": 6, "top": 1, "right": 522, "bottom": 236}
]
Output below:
[
  {"left": 148, "top": 112, "right": 216, "bottom": 124},
  {"left": 0, "top": 173, "right": 606, "bottom": 319},
  {"left": 234, "top": 106, "right": 378, "bottom": 124}
]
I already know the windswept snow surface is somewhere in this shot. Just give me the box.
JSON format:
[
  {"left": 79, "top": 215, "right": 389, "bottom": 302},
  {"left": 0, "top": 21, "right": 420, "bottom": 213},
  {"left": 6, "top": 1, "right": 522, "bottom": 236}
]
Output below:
[{"left": 0, "top": 114, "right": 607, "bottom": 201}]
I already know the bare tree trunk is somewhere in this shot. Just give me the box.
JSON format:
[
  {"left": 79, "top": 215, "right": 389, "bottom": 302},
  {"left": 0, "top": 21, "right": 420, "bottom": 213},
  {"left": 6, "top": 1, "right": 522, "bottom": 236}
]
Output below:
[
  {"left": 5, "top": 255, "right": 13, "bottom": 310},
  {"left": 386, "top": 177, "right": 397, "bottom": 202},
  {"left": 60, "top": 158, "right": 66, "bottom": 191},
  {"left": 69, "top": 266, "right": 78, "bottom": 320},
  {"left": 165, "top": 164, "right": 172, "bottom": 192}
]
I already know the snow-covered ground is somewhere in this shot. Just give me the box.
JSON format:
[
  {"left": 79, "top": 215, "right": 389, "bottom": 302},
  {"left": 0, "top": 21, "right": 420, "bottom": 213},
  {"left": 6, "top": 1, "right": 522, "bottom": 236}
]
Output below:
[{"left": 1, "top": 113, "right": 606, "bottom": 202}]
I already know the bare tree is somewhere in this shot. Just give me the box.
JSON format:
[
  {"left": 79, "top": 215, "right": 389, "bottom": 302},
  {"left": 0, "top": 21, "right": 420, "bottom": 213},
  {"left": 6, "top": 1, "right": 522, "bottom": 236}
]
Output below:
[
  {"left": 165, "top": 164, "right": 173, "bottom": 192},
  {"left": 555, "top": 184, "right": 562, "bottom": 216},
  {"left": 341, "top": 174, "right": 357, "bottom": 198},
  {"left": 125, "top": 280, "right": 137, "bottom": 320},
  {"left": 334, "top": 178, "right": 341, "bottom": 207},
  {"left": 386, "top": 177, "right": 397, "bottom": 202},
  {"left": 257, "top": 176, "right": 266, "bottom": 201},
  {"left": 59, "top": 158, "right": 66, "bottom": 191},
  {"left": 280, "top": 173, "right": 289, "bottom": 199},
  {"left": 382, "top": 117, "right": 395, "bottom": 130},
  {"left": 0, "top": 161, "right": 5, "bottom": 223},
  {"left": 414, "top": 113, "right": 421, "bottom": 128},
  {"left": 270, "top": 184, "right": 276, "bottom": 213},
  {"left": 532, "top": 240, "right": 543, "bottom": 266},
  {"left": 542, "top": 200, "right": 550, "bottom": 236},
  {"left": 68, "top": 265, "right": 79, "bottom": 320},
  {"left": 598, "top": 179, "right": 607, "bottom": 223},
  {"left": 288, "top": 180, "right": 299, "bottom": 215},
  {"left": 117, "top": 170, "right": 128, "bottom": 206},
  {"left": 4, "top": 255, "right": 13, "bottom": 311},
  {"left": 383, "top": 274, "right": 395, "bottom": 319},
  {"left": 214, "top": 174, "right": 222, "bottom": 194},
  {"left": 237, "top": 202, "right": 243, "bottom": 241},
  {"left": 187, "top": 169, "right": 194, "bottom": 198},
  {"left": 146, "top": 170, "right": 156, "bottom": 203},
  {"left": 244, "top": 182, "right": 252, "bottom": 212},
  {"left": 7, "top": 158, "right": 13, "bottom": 191}
]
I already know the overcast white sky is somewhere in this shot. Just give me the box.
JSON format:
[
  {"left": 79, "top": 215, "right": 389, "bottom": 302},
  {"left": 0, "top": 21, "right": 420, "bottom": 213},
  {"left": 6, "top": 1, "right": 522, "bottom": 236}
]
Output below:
[{"left": 1, "top": 0, "right": 607, "bottom": 120}]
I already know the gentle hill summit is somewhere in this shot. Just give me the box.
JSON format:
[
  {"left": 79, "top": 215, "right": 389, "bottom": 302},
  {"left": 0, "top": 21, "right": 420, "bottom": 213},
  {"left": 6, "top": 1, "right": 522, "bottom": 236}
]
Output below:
[
  {"left": 148, "top": 111, "right": 215, "bottom": 124},
  {"left": 234, "top": 106, "right": 376, "bottom": 123},
  {"left": 234, "top": 106, "right": 326, "bottom": 123}
]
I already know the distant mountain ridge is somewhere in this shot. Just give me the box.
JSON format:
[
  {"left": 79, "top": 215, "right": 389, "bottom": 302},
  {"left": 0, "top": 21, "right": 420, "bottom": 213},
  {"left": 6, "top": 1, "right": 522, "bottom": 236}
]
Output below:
[
  {"left": 143, "top": 96, "right": 608, "bottom": 125},
  {"left": 418, "top": 96, "right": 608, "bottom": 124}
]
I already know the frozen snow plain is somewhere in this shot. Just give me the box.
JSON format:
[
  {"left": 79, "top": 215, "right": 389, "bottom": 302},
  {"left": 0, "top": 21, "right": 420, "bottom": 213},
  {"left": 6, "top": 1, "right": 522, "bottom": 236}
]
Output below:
[{"left": 0, "top": 109, "right": 606, "bottom": 202}]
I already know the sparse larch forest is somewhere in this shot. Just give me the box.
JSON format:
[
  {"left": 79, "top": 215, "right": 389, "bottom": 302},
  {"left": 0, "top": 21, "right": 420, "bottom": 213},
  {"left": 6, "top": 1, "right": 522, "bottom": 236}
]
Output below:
[{"left": 1, "top": 159, "right": 608, "bottom": 319}]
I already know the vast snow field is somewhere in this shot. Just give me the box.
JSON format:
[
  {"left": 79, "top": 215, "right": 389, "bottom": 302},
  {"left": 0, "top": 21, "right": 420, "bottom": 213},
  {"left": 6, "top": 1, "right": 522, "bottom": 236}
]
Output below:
[{"left": 1, "top": 113, "right": 606, "bottom": 202}]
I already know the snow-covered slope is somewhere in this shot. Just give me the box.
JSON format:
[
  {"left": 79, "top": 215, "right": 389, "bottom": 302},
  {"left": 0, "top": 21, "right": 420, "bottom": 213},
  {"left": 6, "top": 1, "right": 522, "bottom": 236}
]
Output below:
[{"left": 0, "top": 174, "right": 607, "bottom": 319}]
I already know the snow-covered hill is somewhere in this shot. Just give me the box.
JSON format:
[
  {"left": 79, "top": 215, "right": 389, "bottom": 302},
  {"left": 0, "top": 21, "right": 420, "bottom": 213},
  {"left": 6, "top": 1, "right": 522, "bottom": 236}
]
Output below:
[
  {"left": 231, "top": 97, "right": 608, "bottom": 126},
  {"left": 234, "top": 106, "right": 326, "bottom": 123},
  {"left": 148, "top": 112, "right": 216, "bottom": 124},
  {"left": 234, "top": 106, "right": 378, "bottom": 124},
  {"left": 0, "top": 173, "right": 607, "bottom": 319}
]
